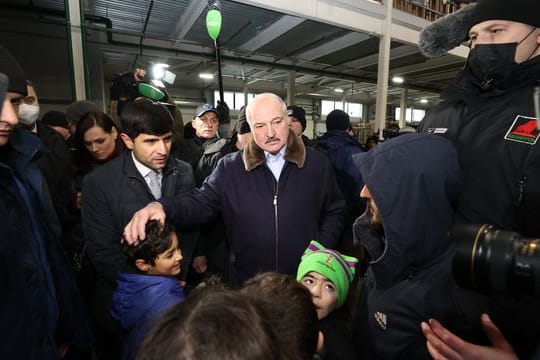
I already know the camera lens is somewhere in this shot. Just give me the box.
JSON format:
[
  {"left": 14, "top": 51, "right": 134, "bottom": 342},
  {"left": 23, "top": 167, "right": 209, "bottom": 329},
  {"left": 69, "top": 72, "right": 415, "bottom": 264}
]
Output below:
[{"left": 452, "top": 224, "right": 540, "bottom": 297}]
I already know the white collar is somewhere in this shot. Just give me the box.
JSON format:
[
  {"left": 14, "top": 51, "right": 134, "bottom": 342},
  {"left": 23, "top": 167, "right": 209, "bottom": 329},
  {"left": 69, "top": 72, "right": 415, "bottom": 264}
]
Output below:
[
  {"left": 264, "top": 144, "right": 287, "bottom": 161},
  {"left": 131, "top": 151, "right": 160, "bottom": 178}
]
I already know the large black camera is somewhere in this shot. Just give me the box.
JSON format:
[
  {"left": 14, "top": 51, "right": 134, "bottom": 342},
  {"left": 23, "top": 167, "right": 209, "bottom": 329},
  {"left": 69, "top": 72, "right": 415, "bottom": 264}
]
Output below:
[{"left": 452, "top": 224, "right": 540, "bottom": 297}]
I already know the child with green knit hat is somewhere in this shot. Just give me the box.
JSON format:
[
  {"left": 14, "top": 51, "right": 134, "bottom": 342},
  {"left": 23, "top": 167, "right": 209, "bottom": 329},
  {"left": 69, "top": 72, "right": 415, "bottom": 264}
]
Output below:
[
  {"left": 297, "top": 240, "right": 359, "bottom": 359},
  {"left": 297, "top": 240, "right": 358, "bottom": 319}
]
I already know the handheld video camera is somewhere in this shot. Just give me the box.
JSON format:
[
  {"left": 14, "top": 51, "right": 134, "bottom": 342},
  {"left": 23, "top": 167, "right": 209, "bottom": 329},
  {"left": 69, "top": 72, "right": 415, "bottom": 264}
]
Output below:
[{"left": 451, "top": 224, "right": 540, "bottom": 298}]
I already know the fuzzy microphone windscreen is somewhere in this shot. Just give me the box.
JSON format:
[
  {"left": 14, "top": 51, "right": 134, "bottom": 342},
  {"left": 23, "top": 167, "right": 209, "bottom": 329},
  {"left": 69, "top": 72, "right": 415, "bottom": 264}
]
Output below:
[{"left": 418, "top": 3, "right": 476, "bottom": 58}]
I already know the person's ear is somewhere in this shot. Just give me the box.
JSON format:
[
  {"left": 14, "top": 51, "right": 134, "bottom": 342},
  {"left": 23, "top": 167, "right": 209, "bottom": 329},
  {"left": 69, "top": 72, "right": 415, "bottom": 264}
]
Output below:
[
  {"left": 111, "top": 126, "right": 118, "bottom": 139},
  {"left": 135, "top": 259, "right": 151, "bottom": 272},
  {"left": 120, "top": 133, "right": 134, "bottom": 150},
  {"left": 317, "top": 331, "right": 324, "bottom": 353}
]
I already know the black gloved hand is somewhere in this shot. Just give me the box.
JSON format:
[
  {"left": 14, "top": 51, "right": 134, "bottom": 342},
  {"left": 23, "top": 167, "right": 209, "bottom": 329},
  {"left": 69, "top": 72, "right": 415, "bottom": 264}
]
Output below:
[{"left": 216, "top": 100, "right": 230, "bottom": 124}]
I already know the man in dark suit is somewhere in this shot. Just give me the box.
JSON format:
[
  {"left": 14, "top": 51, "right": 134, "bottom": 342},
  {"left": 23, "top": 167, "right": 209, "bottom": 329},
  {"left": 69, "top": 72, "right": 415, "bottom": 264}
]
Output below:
[{"left": 82, "top": 98, "right": 197, "bottom": 359}]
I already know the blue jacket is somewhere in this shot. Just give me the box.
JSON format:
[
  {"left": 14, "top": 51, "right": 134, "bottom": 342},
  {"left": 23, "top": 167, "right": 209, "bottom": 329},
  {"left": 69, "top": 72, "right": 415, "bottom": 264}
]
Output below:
[
  {"left": 0, "top": 129, "right": 91, "bottom": 358},
  {"left": 352, "top": 134, "right": 462, "bottom": 359},
  {"left": 161, "top": 131, "right": 345, "bottom": 283},
  {"left": 314, "top": 130, "right": 366, "bottom": 223},
  {"left": 111, "top": 273, "right": 184, "bottom": 360}
]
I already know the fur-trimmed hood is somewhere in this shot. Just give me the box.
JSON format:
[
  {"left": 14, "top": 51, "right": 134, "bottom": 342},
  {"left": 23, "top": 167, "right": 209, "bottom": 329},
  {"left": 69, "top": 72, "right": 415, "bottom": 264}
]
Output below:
[{"left": 242, "top": 129, "right": 306, "bottom": 171}]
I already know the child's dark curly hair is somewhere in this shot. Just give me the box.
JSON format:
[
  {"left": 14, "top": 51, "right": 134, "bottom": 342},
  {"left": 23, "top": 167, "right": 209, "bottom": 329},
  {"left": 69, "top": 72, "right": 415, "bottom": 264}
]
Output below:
[{"left": 123, "top": 220, "right": 176, "bottom": 266}]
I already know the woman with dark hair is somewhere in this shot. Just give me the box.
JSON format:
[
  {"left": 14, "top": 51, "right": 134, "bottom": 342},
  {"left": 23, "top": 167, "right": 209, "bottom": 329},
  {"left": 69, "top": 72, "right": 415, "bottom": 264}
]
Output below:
[
  {"left": 68, "top": 111, "right": 125, "bottom": 356},
  {"left": 74, "top": 111, "right": 124, "bottom": 177}
]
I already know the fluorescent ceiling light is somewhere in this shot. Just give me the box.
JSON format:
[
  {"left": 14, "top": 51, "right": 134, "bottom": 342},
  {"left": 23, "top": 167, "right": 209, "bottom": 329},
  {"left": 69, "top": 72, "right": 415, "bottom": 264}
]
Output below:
[
  {"left": 392, "top": 76, "right": 404, "bottom": 84},
  {"left": 199, "top": 73, "right": 214, "bottom": 80},
  {"left": 334, "top": 88, "right": 344, "bottom": 93},
  {"left": 420, "top": 98, "right": 428, "bottom": 104},
  {"left": 297, "top": 92, "right": 328, "bottom": 97}
]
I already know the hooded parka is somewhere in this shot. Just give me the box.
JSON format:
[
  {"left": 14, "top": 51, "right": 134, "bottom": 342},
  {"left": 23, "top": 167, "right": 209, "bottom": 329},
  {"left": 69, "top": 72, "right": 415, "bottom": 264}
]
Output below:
[{"left": 352, "top": 134, "right": 462, "bottom": 359}]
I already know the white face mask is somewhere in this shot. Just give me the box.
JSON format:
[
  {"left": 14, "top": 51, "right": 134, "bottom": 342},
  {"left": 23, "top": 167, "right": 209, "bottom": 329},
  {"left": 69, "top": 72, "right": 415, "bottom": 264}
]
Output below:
[{"left": 18, "top": 103, "right": 40, "bottom": 127}]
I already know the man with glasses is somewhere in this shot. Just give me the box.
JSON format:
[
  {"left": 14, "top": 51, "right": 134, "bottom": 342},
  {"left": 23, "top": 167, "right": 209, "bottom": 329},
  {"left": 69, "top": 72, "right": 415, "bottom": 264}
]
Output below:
[{"left": 123, "top": 93, "right": 345, "bottom": 284}]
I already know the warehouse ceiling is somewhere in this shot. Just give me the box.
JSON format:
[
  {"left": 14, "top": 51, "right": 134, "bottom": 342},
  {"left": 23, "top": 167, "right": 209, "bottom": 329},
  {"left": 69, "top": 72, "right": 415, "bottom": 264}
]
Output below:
[{"left": 1, "top": 0, "right": 468, "bottom": 108}]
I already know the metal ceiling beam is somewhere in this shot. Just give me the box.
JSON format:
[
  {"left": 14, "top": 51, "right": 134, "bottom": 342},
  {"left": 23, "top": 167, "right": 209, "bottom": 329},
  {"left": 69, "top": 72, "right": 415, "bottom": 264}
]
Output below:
[
  {"left": 171, "top": 0, "right": 207, "bottom": 42},
  {"left": 341, "top": 45, "right": 420, "bottom": 69},
  {"left": 232, "top": 0, "right": 469, "bottom": 57},
  {"left": 238, "top": 15, "right": 304, "bottom": 51},
  {"left": 244, "top": 69, "right": 269, "bottom": 84},
  {"left": 295, "top": 74, "right": 320, "bottom": 84},
  {"left": 95, "top": 30, "right": 445, "bottom": 93},
  {"left": 295, "top": 32, "right": 370, "bottom": 61},
  {"left": 395, "top": 56, "right": 465, "bottom": 76}
]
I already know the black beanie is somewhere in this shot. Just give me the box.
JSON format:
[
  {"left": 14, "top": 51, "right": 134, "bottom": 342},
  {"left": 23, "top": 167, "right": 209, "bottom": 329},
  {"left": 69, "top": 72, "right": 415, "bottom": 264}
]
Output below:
[
  {"left": 236, "top": 107, "right": 251, "bottom": 135},
  {"left": 469, "top": 0, "right": 540, "bottom": 30},
  {"left": 41, "top": 111, "right": 69, "bottom": 129},
  {"left": 0, "top": 45, "right": 27, "bottom": 96},
  {"left": 326, "top": 109, "right": 350, "bottom": 131},
  {"left": 287, "top": 105, "right": 306, "bottom": 131}
]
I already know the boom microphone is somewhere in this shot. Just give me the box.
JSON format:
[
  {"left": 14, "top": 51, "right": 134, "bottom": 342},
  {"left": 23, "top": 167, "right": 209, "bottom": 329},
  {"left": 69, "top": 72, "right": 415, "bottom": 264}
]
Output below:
[{"left": 418, "top": 3, "right": 476, "bottom": 58}]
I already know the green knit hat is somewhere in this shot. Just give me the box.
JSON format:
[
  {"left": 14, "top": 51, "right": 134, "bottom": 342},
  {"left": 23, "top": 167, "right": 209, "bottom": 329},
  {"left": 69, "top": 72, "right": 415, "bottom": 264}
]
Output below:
[{"left": 296, "top": 241, "right": 359, "bottom": 308}]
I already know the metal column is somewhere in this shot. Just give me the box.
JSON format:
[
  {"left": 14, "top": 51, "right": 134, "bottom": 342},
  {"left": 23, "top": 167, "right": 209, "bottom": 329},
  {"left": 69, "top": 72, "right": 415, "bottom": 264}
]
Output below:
[
  {"left": 65, "top": 0, "right": 88, "bottom": 100},
  {"left": 399, "top": 88, "right": 408, "bottom": 128},
  {"left": 374, "top": 0, "right": 392, "bottom": 140}
]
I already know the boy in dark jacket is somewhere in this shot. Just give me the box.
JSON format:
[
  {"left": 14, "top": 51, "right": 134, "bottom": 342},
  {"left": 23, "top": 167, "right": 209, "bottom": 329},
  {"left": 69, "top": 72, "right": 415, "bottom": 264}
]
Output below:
[
  {"left": 297, "top": 240, "right": 359, "bottom": 360},
  {"left": 111, "top": 220, "right": 184, "bottom": 360}
]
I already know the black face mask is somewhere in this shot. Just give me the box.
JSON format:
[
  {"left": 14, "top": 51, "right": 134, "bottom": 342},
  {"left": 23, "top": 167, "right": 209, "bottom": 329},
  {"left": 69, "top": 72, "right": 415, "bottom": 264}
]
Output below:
[
  {"left": 466, "top": 42, "right": 519, "bottom": 91},
  {"left": 466, "top": 27, "right": 539, "bottom": 91}
]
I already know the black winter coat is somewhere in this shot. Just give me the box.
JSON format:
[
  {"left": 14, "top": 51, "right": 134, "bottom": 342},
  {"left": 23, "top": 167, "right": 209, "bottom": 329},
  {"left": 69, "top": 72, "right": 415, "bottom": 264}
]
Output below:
[
  {"left": 171, "top": 136, "right": 227, "bottom": 187},
  {"left": 314, "top": 130, "right": 366, "bottom": 228},
  {"left": 419, "top": 56, "right": 540, "bottom": 237},
  {"left": 160, "top": 131, "right": 345, "bottom": 283},
  {"left": 0, "top": 129, "right": 91, "bottom": 358},
  {"left": 319, "top": 308, "right": 357, "bottom": 360},
  {"left": 418, "top": 56, "right": 540, "bottom": 358},
  {"left": 34, "top": 122, "right": 76, "bottom": 230}
]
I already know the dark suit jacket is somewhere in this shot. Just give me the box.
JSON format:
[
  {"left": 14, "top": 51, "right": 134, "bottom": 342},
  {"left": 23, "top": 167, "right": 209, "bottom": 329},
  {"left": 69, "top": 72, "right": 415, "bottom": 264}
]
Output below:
[{"left": 82, "top": 151, "right": 197, "bottom": 326}]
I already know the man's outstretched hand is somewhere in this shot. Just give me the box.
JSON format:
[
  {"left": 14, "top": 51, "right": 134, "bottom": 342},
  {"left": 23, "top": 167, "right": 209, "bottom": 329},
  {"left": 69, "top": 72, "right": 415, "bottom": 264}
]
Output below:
[
  {"left": 123, "top": 202, "right": 166, "bottom": 246},
  {"left": 421, "top": 314, "right": 517, "bottom": 360}
]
